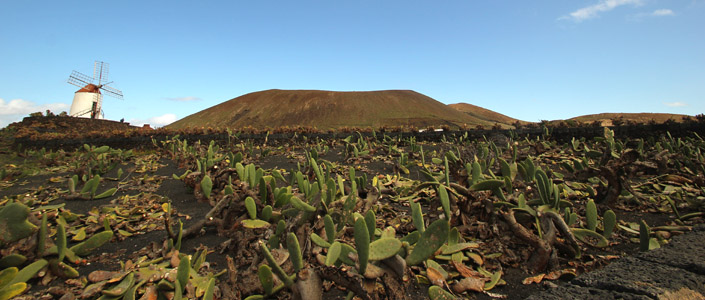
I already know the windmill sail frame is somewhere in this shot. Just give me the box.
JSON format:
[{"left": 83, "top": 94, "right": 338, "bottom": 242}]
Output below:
[{"left": 67, "top": 61, "right": 123, "bottom": 119}]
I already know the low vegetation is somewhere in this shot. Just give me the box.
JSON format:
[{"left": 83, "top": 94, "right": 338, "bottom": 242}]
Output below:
[{"left": 1, "top": 119, "right": 704, "bottom": 299}]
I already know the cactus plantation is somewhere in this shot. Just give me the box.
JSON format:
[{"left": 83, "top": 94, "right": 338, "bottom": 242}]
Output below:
[{"left": 0, "top": 121, "right": 704, "bottom": 299}]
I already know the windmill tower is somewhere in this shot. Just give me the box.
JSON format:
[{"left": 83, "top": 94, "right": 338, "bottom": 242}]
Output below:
[{"left": 67, "top": 61, "right": 123, "bottom": 119}]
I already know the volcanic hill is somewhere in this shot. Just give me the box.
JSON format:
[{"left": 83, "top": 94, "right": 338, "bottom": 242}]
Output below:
[
  {"left": 449, "top": 103, "right": 526, "bottom": 126},
  {"left": 570, "top": 112, "right": 691, "bottom": 126},
  {"left": 168, "top": 89, "right": 515, "bottom": 130}
]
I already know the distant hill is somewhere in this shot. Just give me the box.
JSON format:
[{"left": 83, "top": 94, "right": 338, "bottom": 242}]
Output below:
[
  {"left": 449, "top": 103, "right": 525, "bottom": 126},
  {"left": 570, "top": 113, "right": 691, "bottom": 126},
  {"left": 168, "top": 89, "right": 514, "bottom": 130}
]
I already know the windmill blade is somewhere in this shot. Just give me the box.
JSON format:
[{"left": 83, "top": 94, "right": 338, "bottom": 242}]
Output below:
[
  {"left": 100, "top": 85, "right": 124, "bottom": 100},
  {"left": 67, "top": 70, "right": 93, "bottom": 88},
  {"left": 94, "top": 61, "right": 110, "bottom": 85}
]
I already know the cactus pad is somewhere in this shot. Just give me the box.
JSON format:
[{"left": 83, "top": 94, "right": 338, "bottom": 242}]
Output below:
[{"left": 0, "top": 202, "right": 38, "bottom": 247}]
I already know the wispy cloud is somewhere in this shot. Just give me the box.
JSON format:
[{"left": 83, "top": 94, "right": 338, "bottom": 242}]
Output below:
[
  {"left": 664, "top": 102, "right": 687, "bottom": 107},
  {"left": 628, "top": 8, "right": 676, "bottom": 21},
  {"left": 164, "top": 96, "right": 202, "bottom": 102},
  {"left": 651, "top": 9, "right": 675, "bottom": 16},
  {"left": 129, "top": 113, "right": 178, "bottom": 128},
  {"left": 0, "top": 98, "right": 69, "bottom": 128},
  {"left": 561, "top": 0, "right": 643, "bottom": 22}
]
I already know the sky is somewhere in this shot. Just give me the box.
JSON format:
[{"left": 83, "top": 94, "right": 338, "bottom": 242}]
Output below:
[{"left": 1, "top": 0, "right": 703, "bottom": 128}]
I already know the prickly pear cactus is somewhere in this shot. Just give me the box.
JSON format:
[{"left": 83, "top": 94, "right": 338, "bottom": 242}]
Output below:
[{"left": 0, "top": 202, "right": 38, "bottom": 247}]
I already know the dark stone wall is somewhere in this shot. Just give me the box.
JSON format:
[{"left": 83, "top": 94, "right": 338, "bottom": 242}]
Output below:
[{"left": 13, "top": 122, "right": 705, "bottom": 151}]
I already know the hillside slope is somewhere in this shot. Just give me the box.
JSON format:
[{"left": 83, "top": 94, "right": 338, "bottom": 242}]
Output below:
[
  {"left": 449, "top": 103, "right": 525, "bottom": 126},
  {"left": 570, "top": 112, "right": 690, "bottom": 125},
  {"left": 168, "top": 89, "right": 507, "bottom": 129}
]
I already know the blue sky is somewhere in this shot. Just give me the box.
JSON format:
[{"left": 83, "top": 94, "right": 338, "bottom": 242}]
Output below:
[{"left": 1, "top": 1, "right": 703, "bottom": 128}]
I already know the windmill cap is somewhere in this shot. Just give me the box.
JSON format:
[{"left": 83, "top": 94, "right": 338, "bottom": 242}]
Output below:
[{"left": 76, "top": 84, "right": 102, "bottom": 94}]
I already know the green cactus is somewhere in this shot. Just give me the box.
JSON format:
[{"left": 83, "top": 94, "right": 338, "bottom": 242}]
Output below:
[
  {"left": 249, "top": 163, "right": 261, "bottom": 184},
  {"left": 176, "top": 256, "right": 190, "bottom": 293},
  {"left": 70, "top": 230, "right": 113, "bottom": 256},
  {"left": 470, "top": 161, "right": 482, "bottom": 185},
  {"left": 639, "top": 219, "right": 658, "bottom": 252},
  {"left": 469, "top": 179, "right": 505, "bottom": 191},
  {"left": 245, "top": 197, "right": 257, "bottom": 219},
  {"left": 224, "top": 180, "right": 234, "bottom": 196},
  {"left": 438, "top": 185, "right": 451, "bottom": 221},
  {"left": 201, "top": 175, "right": 213, "bottom": 199},
  {"left": 81, "top": 175, "right": 101, "bottom": 197},
  {"left": 290, "top": 196, "right": 316, "bottom": 212},
  {"left": 0, "top": 282, "right": 26, "bottom": 300},
  {"left": 8, "top": 259, "right": 47, "bottom": 286},
  {"left": 273, "top": 187, "right": 292, "bottom": 208},
  {"left": 0, "top": 202, "right": 38, "bottom": 247},
  {"left": 0, "top": 267, "right": 18, "bottom": 286},
  {"left": 518, "top": 158, "right": 536, "bottom": 181},
  {"left": 310, "top": 157, "right": 325, "bottom": 191},
  {"left": 174, "top": 220, "right": 183, "bottom": 251},
  {"left": 261, "top": 205, "right": 272, "bottom": 222},
  {"left": 174, "top": 280, "right": 183, "bottom": 300},
  {"left": 260, "top": 241, "right": 294, "bottom": 287},
  {"left": 94, "top": 187, "right": 117, "bottom": 199},
  {"left": 269, "top": 220, "right": 286, "bottom": 249},
  {"left": 0, "top": 255, "right": 26, "bottom": 269},
  {"left": 448, "top": 227, "right": 459, "bottom": 245},
  {"left": 258, "top": 264, "right": 274, "bottom": 295},
  {"left": 311, "top": 232, "right": 331, "bottom": 248},
  {"left": 411, "top": 201, "right": 425, "bottom": 233},
  {"left": 443, "top": 156, "right": 450, "bottom": 185},
  {"left": 564, "top": 207, "right": 578, "bottom": 227},
  {"left": 191, "top": 248, "right": 206, "bottom": 271},
  {"left": 571, "top": 228, "right": 609, "bottom": 248},
  {"left": 602, "top": 210, "right": 616, "bottom": 239},
  {"left": 406, "top": 219, "right": 449, "bottom": 266},
  {"left": 324, "top": 214, "right": 336, "bottom": 242},
  {"left": 368, "top": 238, "right": 402, "bottom": 261},
  {"left": 259, "top": 177, "right": 268, "bottom": 204},
  {"left": 354, "top": 218, "right": 370, "bottom": 275},
  {"left": 428, "top": 286, "right": 455, "bottom": 300},
  {"left": 337, "top": 241, "right": 358, "bottom": 266},
  {"left": 203, "top": 277, "right": 216, "bottom": 300},
  {"left": 37, "top": 214, "right": 48, "bottom": 258},
  {"left": 56, "top": 223, "right": 66, "bottom": 262},
  {"left": 157, "top": 278, "right": 174, "bottom": 290},
  {"left": 236, "top": 163, "right": 245, "bottom": 182},
  {"left": 535, "top": 169, "right": 551, "bottom": 205},
  {"left": 499, "top": 158, "right": 517, "bottom": 181},
  {"left": 326, "top": 242, "right": 342, "bottom": 266},
  {"left": 286, "top": 233, "right": 303, "bottom": 272},
  {"left": 484, "top": 270, "right": 502, "bottom": 291},
  {"left": 49, "top": 260, "right": 78, "bottom": 278},
  {"left": 67, "top": 177, "right": 76, "bottom": 194},
  {"left": 325, "top": 178, "right": 336, "bottom": 206},
  {"left": 585, "top": 199, "right": 598, "bottom": 231},
  {"left": 337, "top": 174, "right": 346, "bottom": 197},
  {"left": 364, "top": 210, "right": 376, "bottom": 242},
  {"left": 92, "top": 145, "right": 110, "bottom": 154}
]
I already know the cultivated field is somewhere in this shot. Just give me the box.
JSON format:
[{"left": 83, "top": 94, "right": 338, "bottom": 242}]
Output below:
[{"left": 1, "top": 124, "right": 704, "bottom": 299}]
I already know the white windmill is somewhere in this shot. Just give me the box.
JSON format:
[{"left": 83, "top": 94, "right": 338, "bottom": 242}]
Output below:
[{"left": 67, "top": 61, "right": 123, "bottom": 119}]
